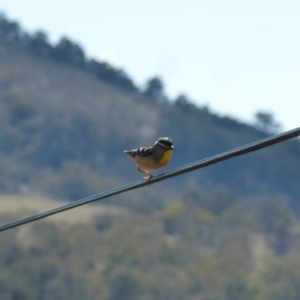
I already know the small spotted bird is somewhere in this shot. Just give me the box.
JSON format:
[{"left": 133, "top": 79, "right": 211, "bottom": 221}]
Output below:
[{"left": 124, "top": 137, "right": 174, "bottom": 181}]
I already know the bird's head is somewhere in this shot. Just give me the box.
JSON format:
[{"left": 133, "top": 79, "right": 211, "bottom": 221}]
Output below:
[{"left": 155, "top": 137, "right": 174, "bottom": 149}]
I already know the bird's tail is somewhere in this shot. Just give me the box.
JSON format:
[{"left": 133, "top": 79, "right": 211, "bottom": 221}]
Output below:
[{"left": 124, "top": 150, "right": 136, "bottom": 158}]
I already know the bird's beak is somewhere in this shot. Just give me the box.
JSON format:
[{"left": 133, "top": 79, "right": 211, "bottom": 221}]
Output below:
[{"left": 171, "top": 145, "right": 174, "bottom": 150}]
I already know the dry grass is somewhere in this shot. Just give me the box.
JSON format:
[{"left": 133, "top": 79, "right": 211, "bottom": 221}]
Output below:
[{"left": 0, "top": 194, "right": 125, "bottom": 225}]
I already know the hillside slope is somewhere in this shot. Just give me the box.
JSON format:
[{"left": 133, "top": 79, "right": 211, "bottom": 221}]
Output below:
[{"left": 0, "top": 36, "right": 299, "bottom": 208}]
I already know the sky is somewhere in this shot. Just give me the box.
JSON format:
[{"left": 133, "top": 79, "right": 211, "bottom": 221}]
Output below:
[{"left": 1, "top": 0, "right": 300, "bottom": 130}]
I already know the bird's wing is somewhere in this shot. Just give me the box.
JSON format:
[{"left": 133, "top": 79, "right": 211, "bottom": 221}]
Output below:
[{"left": 136, "top": 147, "right": 153, "bottom": 157}]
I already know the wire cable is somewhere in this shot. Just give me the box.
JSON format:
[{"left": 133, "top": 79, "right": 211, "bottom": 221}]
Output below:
[{"left": 0, "top": 127, "right": 300, "bottom": 232}]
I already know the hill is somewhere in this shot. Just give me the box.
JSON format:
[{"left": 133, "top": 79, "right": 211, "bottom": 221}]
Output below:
[
  {"left": 1, "top": 13, "right": 300, "bottom": 300},
  {"left": 0, "top": 14, "right": 299, "bottom": 209}
]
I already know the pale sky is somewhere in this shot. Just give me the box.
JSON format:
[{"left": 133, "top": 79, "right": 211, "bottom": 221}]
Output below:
[{"left": 1, "top": 0, "right": 300, "bottom": 130}]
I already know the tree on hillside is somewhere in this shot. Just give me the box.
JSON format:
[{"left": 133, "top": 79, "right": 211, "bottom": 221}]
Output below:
[
  {"left": 0, "top": 13, "right": 23, "bottom": 42},
  {"left": 143, "top": 77, "right": 167, "bottom": 103},
  {"left": 27, "top": 31, "right": 52, "bottom": 58},
  {"left": 254, "top": 111, "right": 281, "bottom": 134},
  {"left": 87, "top": 59, "right": 137, "bottom": 92},
  {"left": 174, "top": 94, "right": 197, "bottom": 112},
  {"left": 53, "top": 37, "right": 85, "bottom": 67}
]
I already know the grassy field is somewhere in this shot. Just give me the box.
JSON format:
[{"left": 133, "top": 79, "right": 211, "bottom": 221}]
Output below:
[{"left": 0, "top": 194, "right": 125, "bottom": 225}]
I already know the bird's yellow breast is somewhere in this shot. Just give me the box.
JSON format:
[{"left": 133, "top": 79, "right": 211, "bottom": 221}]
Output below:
[
  {"left": 134, "top": 149, "right": 172, "bottom": 170},
  {"left": 158, "top": 149, "right": 172, "bottom": 167}
]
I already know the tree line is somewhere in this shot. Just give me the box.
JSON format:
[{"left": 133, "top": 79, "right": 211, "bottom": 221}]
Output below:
[
  {"left": 0, "top": 12, "right": 281, "bottom": 134},
  {"left": 0, "top": 12, "right": 178, "bottom": 100},
  {"left": 0, "top": 13, "right": 138, "bottom": 92}
]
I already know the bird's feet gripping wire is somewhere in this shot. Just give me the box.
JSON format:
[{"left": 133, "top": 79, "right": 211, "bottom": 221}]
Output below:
[{"left": 137, "top": 167, "right": 153, "bottom": 186}]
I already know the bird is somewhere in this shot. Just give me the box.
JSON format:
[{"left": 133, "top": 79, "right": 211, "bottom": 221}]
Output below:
[{"left": 124, "top": 137, "right": 174, "bottom": 181}]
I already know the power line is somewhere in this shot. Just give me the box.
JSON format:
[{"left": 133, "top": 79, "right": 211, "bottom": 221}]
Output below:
[{"left": 0, "top": 127, "right": 300, "bottom": 232}]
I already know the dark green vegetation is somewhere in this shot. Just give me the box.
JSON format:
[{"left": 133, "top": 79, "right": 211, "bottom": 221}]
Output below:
[
  {"left": 0, "top": 12, "right": 300, "bottom": 299},
  {"left": 1, "top": 194, "right": 300, "bottom": 300}
]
